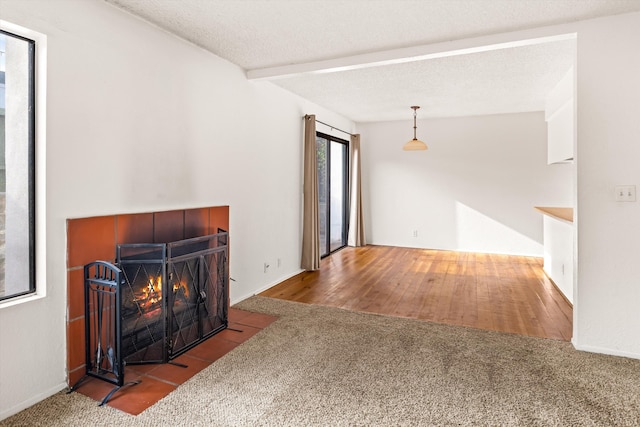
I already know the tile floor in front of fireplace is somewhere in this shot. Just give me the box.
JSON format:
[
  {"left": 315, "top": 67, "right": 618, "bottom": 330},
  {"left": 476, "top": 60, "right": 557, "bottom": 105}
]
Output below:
[{"left": 73, "top": 308, "right": 278, "bottom": 416}]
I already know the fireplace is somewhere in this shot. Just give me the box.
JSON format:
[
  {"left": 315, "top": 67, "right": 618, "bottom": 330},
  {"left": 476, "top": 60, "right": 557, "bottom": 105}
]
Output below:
[
  {"left": 117, "top": 232, "right": 228, "bottom": 364},
  {"left": 66, "top": 207, "right": 229, "bottom": 387},
  {"left": 69, "top": 223, "right": 229, "bottom": 405}
]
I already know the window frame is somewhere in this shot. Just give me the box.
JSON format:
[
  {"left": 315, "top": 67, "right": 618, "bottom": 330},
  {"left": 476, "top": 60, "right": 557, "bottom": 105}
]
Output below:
[
  {"left": 0, "top": 26, "right": 38, "bottom": 303},
  {"left": 316, "top": 131, "right": 350, "bottom": 258}
]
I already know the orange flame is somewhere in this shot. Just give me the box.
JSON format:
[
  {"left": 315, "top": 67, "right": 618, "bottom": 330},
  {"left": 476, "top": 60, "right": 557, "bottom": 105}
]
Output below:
[
  {"left": 135, "top": 276, "right": 190, "bottom": 311},
  {"left": 173, "top": 280, "right": 190, "bottom": 297},
  {"left": 144, "top": 275, "right": 162, "bottom": 304}
]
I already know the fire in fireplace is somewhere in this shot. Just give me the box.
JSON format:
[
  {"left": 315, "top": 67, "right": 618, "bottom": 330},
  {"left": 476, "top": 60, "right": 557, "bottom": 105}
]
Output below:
[
  {"left": 134, "top": 274, "right": 190, "bottom": 313},
  {"left": 117, "top": 232, "right": 228, "bottom": 364},
  {"left": 69, "top": 231, "right": 229, "bottom": 405}
]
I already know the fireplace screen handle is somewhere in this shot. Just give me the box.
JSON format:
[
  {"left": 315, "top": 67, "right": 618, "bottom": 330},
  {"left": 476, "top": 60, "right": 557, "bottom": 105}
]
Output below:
[{"left": 199, "top": 290, "right": 207, "bottom": 302}]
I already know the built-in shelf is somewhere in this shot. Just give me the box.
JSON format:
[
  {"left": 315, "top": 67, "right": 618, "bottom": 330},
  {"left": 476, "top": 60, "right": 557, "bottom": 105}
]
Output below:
[{"left": 534, "top": 206, "right": 573, "bottom": 223}]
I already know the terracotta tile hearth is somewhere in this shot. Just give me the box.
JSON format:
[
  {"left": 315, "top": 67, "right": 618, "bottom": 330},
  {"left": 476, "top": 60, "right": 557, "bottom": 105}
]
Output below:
[{"left": 72, "top": 309, "right": 277, "bottom": 415}]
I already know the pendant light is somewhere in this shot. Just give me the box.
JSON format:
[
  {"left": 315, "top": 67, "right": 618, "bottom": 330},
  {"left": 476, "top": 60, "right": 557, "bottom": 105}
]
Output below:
[{"left": 403, "top": 106, "right": 428, "bottom": 151}]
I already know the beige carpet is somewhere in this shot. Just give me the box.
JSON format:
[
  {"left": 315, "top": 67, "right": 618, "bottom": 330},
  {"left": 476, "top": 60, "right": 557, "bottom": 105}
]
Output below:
[{"left": 3, "top": 296, "right": 640, "bottom": 426}]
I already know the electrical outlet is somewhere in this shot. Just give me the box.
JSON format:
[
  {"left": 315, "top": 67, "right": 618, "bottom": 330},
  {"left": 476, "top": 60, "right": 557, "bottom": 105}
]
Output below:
[
  {"left": 412, "top": 230, "right": 418, "bottom": 238},
  {"left": 615, "top": 185, "right": 636, "bottom": 202},
  {"left": 277, "top": 258, "right": 281, "bottom": 268}
]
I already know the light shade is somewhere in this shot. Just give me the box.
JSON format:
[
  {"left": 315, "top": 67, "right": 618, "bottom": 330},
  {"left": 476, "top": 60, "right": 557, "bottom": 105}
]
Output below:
[{"left": 403, "top": 138, "right": 428, "bottom": 151}]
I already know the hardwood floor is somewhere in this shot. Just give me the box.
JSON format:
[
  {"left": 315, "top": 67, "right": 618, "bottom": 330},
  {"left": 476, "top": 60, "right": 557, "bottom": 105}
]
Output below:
[{"left": 260, "top": 245, "right": 573, "bottom": 341}]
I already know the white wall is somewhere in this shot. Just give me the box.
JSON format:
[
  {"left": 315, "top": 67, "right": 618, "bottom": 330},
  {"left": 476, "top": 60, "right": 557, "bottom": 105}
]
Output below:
[
  {"left": 0, "top": 0, "right": 353, "bottom": 419},
  {"left": 574, "top": 11, "right": 640, "bottom": 358},
  {"left": 359, "top": 112, "right": 573, "bottom": 256}
]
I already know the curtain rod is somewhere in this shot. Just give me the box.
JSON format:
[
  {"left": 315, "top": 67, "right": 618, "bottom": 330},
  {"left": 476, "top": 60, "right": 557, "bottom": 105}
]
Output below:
[{"left": 305, "top": 115, "right": 355, "bottom": 137}]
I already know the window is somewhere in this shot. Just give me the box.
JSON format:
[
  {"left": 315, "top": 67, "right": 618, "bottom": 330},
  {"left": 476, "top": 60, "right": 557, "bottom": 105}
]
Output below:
[
  {"left": 316, "top": 132, "right": 349, "bottom": 257},
  {"left": 0, "top": 29, "right": 36, "bottom": 301}
]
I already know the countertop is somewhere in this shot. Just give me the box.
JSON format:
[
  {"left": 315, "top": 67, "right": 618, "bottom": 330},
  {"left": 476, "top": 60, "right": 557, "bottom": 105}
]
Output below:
[{"left": 534, "top": 206, "right": 573, "bottom": 223}]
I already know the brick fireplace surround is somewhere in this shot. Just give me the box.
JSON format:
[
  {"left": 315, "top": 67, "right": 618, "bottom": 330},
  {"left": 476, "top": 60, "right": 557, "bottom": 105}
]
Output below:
[{"left": 65, "top": 206, "right": 276, "bottom": 414}]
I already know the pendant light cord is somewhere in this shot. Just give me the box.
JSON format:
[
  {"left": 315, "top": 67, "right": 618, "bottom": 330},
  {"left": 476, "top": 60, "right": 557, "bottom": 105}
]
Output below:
[{"left": 411, "top": 106, "right": 420, "bottom": 140}]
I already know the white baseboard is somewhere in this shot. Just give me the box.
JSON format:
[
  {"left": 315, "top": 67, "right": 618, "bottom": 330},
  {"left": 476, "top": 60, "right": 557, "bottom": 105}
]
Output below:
[
  {"left": 230, "top": 269, "right": 304, "bottom": 306},
  {"left": 572, "top": 339, "right": 640, "bottom": 360},
  {"left": 0, "top": 382, "right": 67, "bottom": 422}
]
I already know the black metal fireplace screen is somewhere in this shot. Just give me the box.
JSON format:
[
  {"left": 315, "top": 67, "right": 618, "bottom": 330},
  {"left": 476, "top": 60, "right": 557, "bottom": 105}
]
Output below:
[{"left": 69, "top": 231, "right": 228, "bottom": 405}]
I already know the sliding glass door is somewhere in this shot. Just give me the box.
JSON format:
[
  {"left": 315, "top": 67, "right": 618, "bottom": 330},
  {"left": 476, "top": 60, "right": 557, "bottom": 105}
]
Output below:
[{"left": 317, "top": 133, "right": 349, "bottom": 257}]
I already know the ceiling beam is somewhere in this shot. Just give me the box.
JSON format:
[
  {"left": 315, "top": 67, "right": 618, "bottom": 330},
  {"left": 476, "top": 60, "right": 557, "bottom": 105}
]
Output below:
[{"left": 246, "top": 25, "right": 576, "bottom": 81}]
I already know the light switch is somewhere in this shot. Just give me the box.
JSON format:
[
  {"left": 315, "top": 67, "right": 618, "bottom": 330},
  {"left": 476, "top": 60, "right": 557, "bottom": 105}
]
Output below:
[{"left": 615, "top": 185, "right": 636, "bottom": 202}]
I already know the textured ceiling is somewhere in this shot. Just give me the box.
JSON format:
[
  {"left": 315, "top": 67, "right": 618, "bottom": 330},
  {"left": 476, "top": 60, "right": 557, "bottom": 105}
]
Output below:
[
  {"left": 104, "top": 0, "right": 640, "bottom": 121},
  {"left": 275, "top": 40, "right": 576, "bottom": 122}
]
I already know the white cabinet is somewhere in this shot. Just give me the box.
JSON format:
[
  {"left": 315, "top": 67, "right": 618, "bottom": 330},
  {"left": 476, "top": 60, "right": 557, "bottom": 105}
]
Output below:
[{"left": 545, "top": 68, "right": 575, "bottom": 164}]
